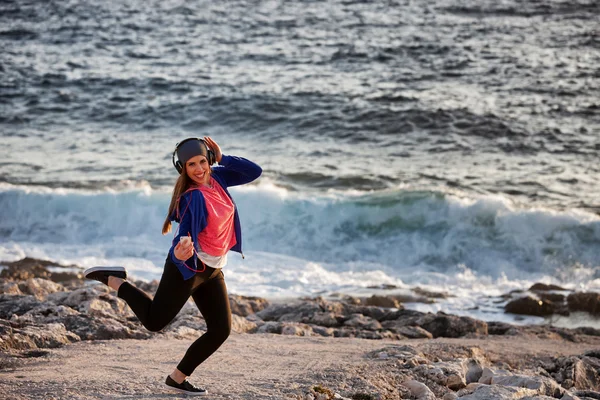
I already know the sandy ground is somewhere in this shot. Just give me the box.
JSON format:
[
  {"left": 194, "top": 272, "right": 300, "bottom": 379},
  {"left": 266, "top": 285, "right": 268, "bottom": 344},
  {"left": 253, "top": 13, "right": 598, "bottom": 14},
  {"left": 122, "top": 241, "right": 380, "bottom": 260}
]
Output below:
[{"left": 1, "top": 333, "right": 599, "bottom": 400}]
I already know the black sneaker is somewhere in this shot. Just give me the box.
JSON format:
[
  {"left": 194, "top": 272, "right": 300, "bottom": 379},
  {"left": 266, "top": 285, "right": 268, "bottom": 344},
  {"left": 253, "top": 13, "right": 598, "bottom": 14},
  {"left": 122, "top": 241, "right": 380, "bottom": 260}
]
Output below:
[
  {"left": 165, "top": 375, "right": 208, "bottom": 396},
  {"left": 83, "top": 266, "right": 127, "bottom": 285}
]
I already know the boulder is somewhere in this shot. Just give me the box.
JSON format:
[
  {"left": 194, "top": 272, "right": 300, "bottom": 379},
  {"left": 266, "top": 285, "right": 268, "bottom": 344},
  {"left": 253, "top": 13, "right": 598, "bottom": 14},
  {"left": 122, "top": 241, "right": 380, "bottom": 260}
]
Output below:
[
  {"left": 479, "top": 367, "right": 511, "bottom": 385},
  {"left": 343, "top": 314, "right": 382, "bottom": 331},
  {"left": 310, "top": 325, "right": 335, "bottom": 337},
  {"left": 0, "top": 294, "right": 41, "bottom": 319},
  {"left": 492, "top": 374, "right": 565, "bottom": 397},
  {"left": 530, "top": 283, "right": 567, "bottom": 291},
  {"left": 417, "top": 312, "right": 488, "bottom": 338},
  {"left": 381, "top": 324, "right": 433, "bottom": 339},
  {"left": 60, "top": 314, "right": 151, "bottom": 341},
  {"left": 257, "top": 321, "right": 282, "bottom": 334},
  {"left": 308, "top": 312, "right": 341, "bottom": 327},
  {"left": 572, "top": 358, "right": 600, "bottom": 391},
  {"left": 343, "top": 304, "right": 401, "bottom": 322},
  {"left": 256, "top": 302, "right": 321, "bottom": 322},
  {"left": 281, "top": 323, "right": 314, "bottom": 336},
  {"left": 18, "top": 278, "right": 64, "bottom": 300},
  {"left": 0, "top": 320, "right": 79, "bottom": 352},
  {"left": 401, "top": 380, "right": 436, "bottom": 400},
  {"left": 231, "top": 315, "right": 258, "bottom": 334},
  {"left": 0, "top": 281, "right": 22, "bottom": 296},
  {"left": 505, "top": 296, "right": 555, "bottom": 316},
  {"left": 568, "top": 293, "right": 600, "bottom": 315},
  {"left": 458, "top": 384, "right": 538, "bottom": 399},
  {"left": 228, "top": 294, "right": 270, "bottom": 317},
  {"left": 364, "top": 295, "right": 400, "bottom": 309}
]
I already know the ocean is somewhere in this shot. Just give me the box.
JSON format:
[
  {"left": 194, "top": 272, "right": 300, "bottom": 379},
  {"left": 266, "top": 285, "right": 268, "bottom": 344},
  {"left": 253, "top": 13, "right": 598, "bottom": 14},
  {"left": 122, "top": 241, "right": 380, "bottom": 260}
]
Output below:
[{"left": 1, "top": 0, "right": 599, "bottom": 327}]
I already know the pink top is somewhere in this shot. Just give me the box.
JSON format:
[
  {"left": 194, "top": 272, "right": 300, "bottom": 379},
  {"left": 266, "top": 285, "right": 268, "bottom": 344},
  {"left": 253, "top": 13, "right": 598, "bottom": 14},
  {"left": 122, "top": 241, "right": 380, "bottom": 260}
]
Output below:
[{"left": 196, "top": 177, "right": 237, "bottom": 257}]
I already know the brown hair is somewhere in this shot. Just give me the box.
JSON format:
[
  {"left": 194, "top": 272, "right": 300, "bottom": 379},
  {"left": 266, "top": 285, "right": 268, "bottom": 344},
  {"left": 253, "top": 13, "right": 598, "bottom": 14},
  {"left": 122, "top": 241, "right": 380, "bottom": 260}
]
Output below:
[{"left": 162, "top": 171, "right": 193, "bottom": 235}]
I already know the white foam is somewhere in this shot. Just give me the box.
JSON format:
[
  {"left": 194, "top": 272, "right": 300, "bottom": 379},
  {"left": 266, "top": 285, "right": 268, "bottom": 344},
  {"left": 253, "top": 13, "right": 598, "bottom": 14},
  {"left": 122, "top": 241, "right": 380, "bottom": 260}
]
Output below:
[{"left": 2, "top": 183, "right": 600, "bottom": 324}]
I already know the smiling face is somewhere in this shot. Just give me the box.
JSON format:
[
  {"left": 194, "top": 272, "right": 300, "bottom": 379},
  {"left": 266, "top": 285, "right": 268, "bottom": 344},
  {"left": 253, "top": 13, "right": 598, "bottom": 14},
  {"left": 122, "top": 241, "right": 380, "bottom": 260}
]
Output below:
[{"left": 185, "top": 154, "right": 211, "bottom": 185}]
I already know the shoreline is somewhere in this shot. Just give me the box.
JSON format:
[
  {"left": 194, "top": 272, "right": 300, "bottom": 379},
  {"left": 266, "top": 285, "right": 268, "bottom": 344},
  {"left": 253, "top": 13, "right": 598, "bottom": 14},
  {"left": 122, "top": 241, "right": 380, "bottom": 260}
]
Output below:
[
  {"left": 2, "top": 257, "right": 600, "bottom": 399},
  {"left": 2, "top": 333, "right": 600, "bottom": 399}
]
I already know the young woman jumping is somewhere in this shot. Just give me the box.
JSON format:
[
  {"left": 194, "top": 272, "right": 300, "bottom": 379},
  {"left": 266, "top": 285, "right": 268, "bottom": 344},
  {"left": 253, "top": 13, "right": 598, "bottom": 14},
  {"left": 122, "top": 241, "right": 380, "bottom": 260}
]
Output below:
[{"left": 84, "top": 136, "right": 262, "bottom": 396}]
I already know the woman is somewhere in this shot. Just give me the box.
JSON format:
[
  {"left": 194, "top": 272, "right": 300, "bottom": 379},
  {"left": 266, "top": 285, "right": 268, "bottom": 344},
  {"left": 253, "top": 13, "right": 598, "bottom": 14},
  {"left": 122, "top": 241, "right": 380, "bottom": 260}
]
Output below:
[{"left": 84, "top": 136, "right": 262, "bottom": 396}]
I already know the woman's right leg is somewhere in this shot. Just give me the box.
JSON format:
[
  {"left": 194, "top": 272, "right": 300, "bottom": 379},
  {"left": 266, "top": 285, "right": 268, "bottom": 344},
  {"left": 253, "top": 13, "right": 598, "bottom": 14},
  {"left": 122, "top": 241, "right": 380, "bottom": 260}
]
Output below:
[{"left": 116, "top": 258, "right": 194, "bottom": 332}]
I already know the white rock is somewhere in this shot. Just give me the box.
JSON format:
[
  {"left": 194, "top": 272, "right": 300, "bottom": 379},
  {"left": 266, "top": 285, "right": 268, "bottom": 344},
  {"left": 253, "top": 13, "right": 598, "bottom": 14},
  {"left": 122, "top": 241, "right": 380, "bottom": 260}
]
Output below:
[
  {"left": 401, "top": 380, "right": 436, "bottom": 400},
  {"left": 478, "top": 367, "right": 511, "bottom": 385},
  {"left": 458, "top": 384, "right": 538, "bottom": 399},
  {"left": 492, "top": 374, "right": 564, "bottom": 397},
  {"left": 0, "top": 281, "right": 22, "bottom": 295}
]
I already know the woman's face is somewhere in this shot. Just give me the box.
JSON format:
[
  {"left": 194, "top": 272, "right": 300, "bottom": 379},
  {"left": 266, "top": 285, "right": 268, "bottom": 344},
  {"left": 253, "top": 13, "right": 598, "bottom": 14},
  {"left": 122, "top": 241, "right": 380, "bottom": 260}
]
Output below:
[{"left": 185, "top": 155, "right": 210, "bottom": 185}]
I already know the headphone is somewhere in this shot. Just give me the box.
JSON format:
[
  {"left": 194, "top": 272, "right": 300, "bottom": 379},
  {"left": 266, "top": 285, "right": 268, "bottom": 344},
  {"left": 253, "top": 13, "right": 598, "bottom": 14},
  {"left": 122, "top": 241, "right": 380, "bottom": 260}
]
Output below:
[{"left": 171, "top": 138, "right": 216, "bottom": 174}]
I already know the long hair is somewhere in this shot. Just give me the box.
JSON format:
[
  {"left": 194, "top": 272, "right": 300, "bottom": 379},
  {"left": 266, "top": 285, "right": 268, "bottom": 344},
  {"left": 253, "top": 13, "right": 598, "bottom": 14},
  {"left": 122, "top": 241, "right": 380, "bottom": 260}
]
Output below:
[{"left": 162, "top": 171, "right": 193, "bottom": 235}]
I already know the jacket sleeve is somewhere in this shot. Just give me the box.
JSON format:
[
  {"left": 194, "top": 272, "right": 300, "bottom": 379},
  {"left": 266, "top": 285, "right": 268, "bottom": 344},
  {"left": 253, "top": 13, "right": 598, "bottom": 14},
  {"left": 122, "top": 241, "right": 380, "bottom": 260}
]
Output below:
[
  {"left": 168, "top": 190, "right": 207, "bottom": 265},
  {"left": 212, "top": 155, "right": 262, "bottom": 187}
]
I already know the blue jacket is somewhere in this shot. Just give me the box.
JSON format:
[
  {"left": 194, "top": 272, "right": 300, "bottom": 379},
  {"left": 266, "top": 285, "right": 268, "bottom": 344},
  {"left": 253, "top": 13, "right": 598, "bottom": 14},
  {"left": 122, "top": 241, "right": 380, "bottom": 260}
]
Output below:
[{"left": 168, "top": 155, "right": 262, "bottom": 280}]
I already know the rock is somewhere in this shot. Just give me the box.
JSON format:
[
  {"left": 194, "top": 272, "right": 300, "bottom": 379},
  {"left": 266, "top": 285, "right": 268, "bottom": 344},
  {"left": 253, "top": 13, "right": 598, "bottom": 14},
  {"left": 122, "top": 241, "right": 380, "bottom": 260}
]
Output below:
[
  {"left": 231, "top": 315, "right": 258, "bottom": 334},
  {"left": 0, "top": 281, "right": 22, "bottom": 296},
  {"left": 479, "top": 367, "right": 511, "bottom": 384},
  {"left": 457, "top": 383, "right": 486, "bottom": 397},
  {"left": 18, "top": 278, "right": 64, "bottom": 300},
  {"left": 0, "top": 258, "right": 82, "bottom": 283},
  {"left": 465, "top": 359, "right": 484, "bottom": 384},
  {"left": 488, "top": 321, "right": 514, "bottom": 335},
  {"left": 401, "top": 380, "right": 436, "bottom": 400},
  {"left": 443, "top": 393, "right": 458, "bottom": 400},
  {"left": 60, "top": 314, "right": 151, "bottom": 341},
  {"left": 396, "top": 326, "right": 434, "bottom": 339},
  {"left": 356, "top": 330, "right": 398, "bottom": 340},
  {"left": 530, "top": 283, "right": 567, "bottom": 291},
  {"left": 560, "top": 393, "right": 582, "bottom": 400},
  {"left": 492, "top": 374, "right": 565, "bottom": 397},
  {"left": 573, "top": 391, "right": 600, "bottom": 399},
  {"left": 257, "top": 321, "right": 282, "bottom": 334},
  {"left": 458, "top": 384, "right": 538, "bottom": 399},
  {"left": 308, "top": 312, "right": 341, "bottom": 327},
  {"left": 365, "top": 295, "right": 400, "bottom": 309},
  {"left": 417, "top": 312, "right": 488, "bottom": 338},
  {"left": 344, "top": 304, "right": 402, "bottom": 322},
  {"left": 281, "top": 323, "right": 313, "bottom": 336},
  {"left": 21, "top": 304, "right": 80, "bottom": 322},
  {"left": 381, "top": 320, "right": 433, "bottom": 338},
  {"left": 568, "top": 293, "right": 600, "bottom": 315},
  {"left": 0, "top": 320, "right": 79, "bottom": 352},
  {"left": 165, "top": 302, "right": 207, "bottom": 333},
  {"left": 0, "top": 294, "right": 41, "bottom": 319},
  {"left": 256, "top": 301, "right": 321, "bottom": 322},
  {"left": 311, "top": 325, "right": 335, "bottom": 337},
  {"left": 166, "top": 326, "right": 201, "bottom": 340},
  {"left": 505, "top": 296, "right": 555, "bottom": 316},
  {"left": 343, "top": 314, "right": 382, "bottom": 331},
  {"left": 228, "top": 294, "right": 270, "bottom": 317},
  {"left": 572, "top": 358, "right": 600, "bottom": 391}
]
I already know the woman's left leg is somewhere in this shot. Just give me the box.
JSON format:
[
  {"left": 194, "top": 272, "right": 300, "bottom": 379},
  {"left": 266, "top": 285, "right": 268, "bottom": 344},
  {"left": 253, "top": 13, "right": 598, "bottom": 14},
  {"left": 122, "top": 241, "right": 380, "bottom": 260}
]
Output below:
[{"left": 176, "top": 270, "right": 232, "bottom": 376}]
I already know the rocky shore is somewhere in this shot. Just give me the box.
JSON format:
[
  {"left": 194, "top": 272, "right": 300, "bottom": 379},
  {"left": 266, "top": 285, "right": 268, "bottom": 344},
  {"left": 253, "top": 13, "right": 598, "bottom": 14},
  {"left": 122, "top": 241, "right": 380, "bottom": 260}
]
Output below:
[{"left": 1, "top": 258, "right": 600, "bottom": 399}]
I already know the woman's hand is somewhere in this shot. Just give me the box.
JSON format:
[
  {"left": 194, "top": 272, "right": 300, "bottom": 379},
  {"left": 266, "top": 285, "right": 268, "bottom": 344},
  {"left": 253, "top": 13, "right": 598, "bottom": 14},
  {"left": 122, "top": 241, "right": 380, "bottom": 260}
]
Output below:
[
  {"left": 174, "top": 237, "right": 194, "bottom": 261},
  {"left": 204, "top": 136, "right": 222, "bottom": 163}
]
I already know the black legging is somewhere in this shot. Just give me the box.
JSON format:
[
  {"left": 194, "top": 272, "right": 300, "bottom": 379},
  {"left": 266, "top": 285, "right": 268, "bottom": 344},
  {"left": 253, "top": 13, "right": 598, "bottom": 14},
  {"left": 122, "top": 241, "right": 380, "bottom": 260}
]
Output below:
[{"left": 117, "top": 257, "right": 232, "bottom": 376}]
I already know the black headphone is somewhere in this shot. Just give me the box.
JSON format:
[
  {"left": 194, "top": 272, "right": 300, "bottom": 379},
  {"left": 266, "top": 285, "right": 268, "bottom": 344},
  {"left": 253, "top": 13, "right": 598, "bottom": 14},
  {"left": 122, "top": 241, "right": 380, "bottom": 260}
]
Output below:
[{"left": 171, "top": 138, "right": 216, "bottom": 174}]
